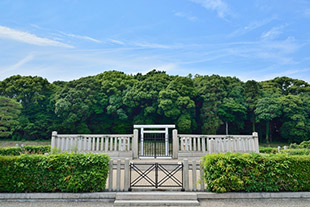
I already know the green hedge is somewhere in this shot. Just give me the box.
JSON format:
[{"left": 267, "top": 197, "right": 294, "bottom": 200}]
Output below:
[
  {"left": 0, "top": 145, "right": 51, "bottom": 156},
  {"left": 0, "top": 153, "right": 110, "bottom": 192},
  {"left": 281, "top": 149, "right": 310, "bottom": 155},
  {"left": 202, "top": 153, "right": 310, "bottom": 193},
  {"left": 259, "top": 147, "right": 277, "bottom": 154},
  {"left": 290, "top": 140, "right": 310, "bottom": 149}
]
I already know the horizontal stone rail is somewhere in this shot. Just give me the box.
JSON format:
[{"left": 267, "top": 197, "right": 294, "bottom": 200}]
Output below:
[
  {"left": 173, "top": 130, "right": 259, "bottom": 158},
  {"left": 51, "top": 131, "right": 134, "bottom": 158}
]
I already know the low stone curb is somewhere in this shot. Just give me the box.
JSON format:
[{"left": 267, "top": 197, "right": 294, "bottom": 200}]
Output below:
[
  {"left": 0, "top": 192, "right": 116, "bottom": 201},
  {"left": 1, "top": 192, "right": 310, "bottom": 201},
  {"left": 197, "top": 192, "right": 310, "bottom": 199}
]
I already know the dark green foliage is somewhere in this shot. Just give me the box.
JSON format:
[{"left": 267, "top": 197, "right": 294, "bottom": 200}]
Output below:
[
  {"left": 289, "top": 141, "right": 310, "bottom": 149},
  {"left": 0, "top": 71, "right": 310, "bottom": 143},
  {"left": 202, "top": 153, "right": 310, "bottom": 193},
  {"left": 0, "top": 96, "right": 22, "bottom": 138},
  {"left": 259, "top": 147, "right": 278, "bottom": 154},
  {"left": 0, "top": 153, "right": 110, "bottom": 192},
  {"left": 0, "top": 145, "right": 51, "bottom": 156}
]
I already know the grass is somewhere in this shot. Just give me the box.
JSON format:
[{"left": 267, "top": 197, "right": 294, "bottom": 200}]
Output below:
[{"left": 0, "top": 140, "right": 51, "bottom": 147}]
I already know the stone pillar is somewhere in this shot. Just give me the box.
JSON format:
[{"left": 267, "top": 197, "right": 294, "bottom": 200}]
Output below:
[
  {"left": 51, "top": 131, "right": 57, "bottom": 152},
  {"left": 124, "top": 158, "right": 130, "bottom": 191},
  {"left": 252, "top": 132, "right": 259, "bottom": 153},
  {"left": 172, "top": 129, "right": 178, "bottom": 159},
  {"left": 132, "top": 129, "right": 139, "bottom": 159},
  {"left": 183, "top": 158, "right": 189, "bottom": 191}
]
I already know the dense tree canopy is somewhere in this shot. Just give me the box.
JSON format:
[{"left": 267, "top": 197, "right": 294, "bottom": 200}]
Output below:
[{"left": 0, "top": 70, "right": 309, "bottom": 143}]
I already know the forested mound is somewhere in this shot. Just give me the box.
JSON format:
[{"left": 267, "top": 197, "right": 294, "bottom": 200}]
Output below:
[{"left": 1, "top": 70, "right": 309, "bottom": 143}]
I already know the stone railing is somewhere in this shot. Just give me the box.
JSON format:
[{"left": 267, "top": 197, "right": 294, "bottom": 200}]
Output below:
[
  {"left": 173, "top": 130, "right": 259, "bottom": 158},
  {"left": 51, "top": 131, "right": 135, "bottom": 158}
]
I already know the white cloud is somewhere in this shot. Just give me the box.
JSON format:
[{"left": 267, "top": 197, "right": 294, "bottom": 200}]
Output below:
[
  {"left": 191, "top": 0, "right": 229, "bottom": 18},
  {"left": 0, "top": 25, "right": 73, "bottom": 48},
  {"left": 229, "top": 17, "right": 276, "bottom": 37},
  {"left": 174, "top": 11, "right": 198, "bottom": 21},
  {"left": 261, "top": 24, "right": 287, "bottom": 40},
  {"left": 61, "top": 32, "right": 101, "bottom": 43},
  {"left": 108, "top": 39, "right": 125, "bottom": 45},
  {"left": 0, "top": 54, "right": 34, "bottom": 76},
  {"left": 133, "top": 42, "right": 172, "bottom": 49}
]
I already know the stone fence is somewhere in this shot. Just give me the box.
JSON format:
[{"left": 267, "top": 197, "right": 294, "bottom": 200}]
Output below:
[
  {"left": 51, "top": 130, "right": 259, "bottom": 159},
  {"left": 173, "top": 131, "right": 259, "bottom": 159},
  {"left": 106, "top": 159, "right": 204, "bottom": 192},
  {"left": 51, "top": 131, "right": 135, "bottom": 158}
]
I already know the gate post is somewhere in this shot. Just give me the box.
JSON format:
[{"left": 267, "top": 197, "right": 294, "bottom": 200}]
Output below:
[
  {"left": 51, "top": 131, "right": 57, "bottom": 152},
  {"left": 172, "top": 129, "right": 178, "bottom": 159},
  {"left": 253, "top": 132, "right": 259, "bottom": 153},
  {"left": 133, "top": 129, "right": 138, "bottom": 159}
]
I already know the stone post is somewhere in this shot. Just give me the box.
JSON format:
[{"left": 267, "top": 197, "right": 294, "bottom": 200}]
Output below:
[
  {"left": 183, "top": 158, "right": 189, "bottom": 191},
  {"left": 172, "top": 129, "right": 179, "bottom": 159},
  {"left": 132, "top": 129, "right": 139, "bottom": 159},
  {"left": 51, "top": 131, "right": 57, "bottom": 152},
  {"left": 252, "top": 132, "right": 259, "bottom": 153}
]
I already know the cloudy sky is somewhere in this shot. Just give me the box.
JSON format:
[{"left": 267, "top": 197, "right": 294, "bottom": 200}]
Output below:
[{"left": 0, "top": 0, "right": 309, "bottom": 82}]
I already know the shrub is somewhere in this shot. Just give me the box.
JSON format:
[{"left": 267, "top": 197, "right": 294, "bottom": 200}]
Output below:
[
  {"left": 281, "top": 149, "right": 310, "bottom": 155},
  {"left": 0, "top": 153, "right": 110, "bottom": 192},
  {"left": 259, "top": 147, "right": 277, "bottom": 154},
  {"left": 202, "top": 153, "right": 310, "bottom": 193},
  {"left": 0, "top": 145, "right": 51, "bottom": 156},
  {"left": 289, "top": 140, "right": 310, "bottom": 149}
]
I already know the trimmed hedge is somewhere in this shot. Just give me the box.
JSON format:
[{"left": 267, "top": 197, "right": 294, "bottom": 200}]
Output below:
[
  {"left": 0, "top": 145, "right": 51, "bottom": 156},
  {"left": 259, "top": 147, "right": 277, "bottom": 154},
  {"left": 290, "top": 140, "right": 310, "bottom": 149},
  {"left": 202, "top": 153, "right": 310, "bottom": 193},
  {"left": 281, "top": 148, "right": 310, "bottom": 155},
  {"left": 0, "top": 153, "right": 110, "bottom": 192}
]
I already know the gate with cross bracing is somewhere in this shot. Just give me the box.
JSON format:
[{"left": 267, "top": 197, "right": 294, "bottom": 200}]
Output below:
[
  {"left": 129, "top": 162, "right": 184, "bottom": 191},
  {"left": 133, "top": 125, "right": 175, "bottom": 158}
]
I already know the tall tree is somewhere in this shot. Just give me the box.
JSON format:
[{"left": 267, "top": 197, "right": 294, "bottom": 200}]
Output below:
[
  {"left": 244, "top": 80, "right": 261, "bottom": 132},
  {"left": 0, "top": 96, "right": 22, "bottom": 138},
  {"left": 255, "top": 94, "right": 282, "bottom": 143},
  {"left": 0, "top": 75, "right": 53, "bottom": 139},
  {"left": 158, "top": 76, "right": 197, "bottom": 133}
]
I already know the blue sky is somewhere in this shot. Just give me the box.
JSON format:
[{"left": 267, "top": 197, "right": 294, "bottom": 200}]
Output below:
[{"left": 0, "top": 0, "right": 310, "bottom": 82}]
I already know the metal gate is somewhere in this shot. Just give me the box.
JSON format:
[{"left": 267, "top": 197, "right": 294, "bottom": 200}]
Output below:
[
  {"left": 134, "top": 125, "right": 175, "bottom": 158},
  {"left": 129, "top": 162, "right": 184, "bottom": 191},
  {"left": 141, "top": 133, "right": 172, "bottom": 158}
]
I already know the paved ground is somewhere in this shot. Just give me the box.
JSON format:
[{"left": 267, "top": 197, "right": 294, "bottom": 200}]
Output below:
[
  {"left": 1, "top": 199, "right": 310, "bottom": 207},
  {"left": 200, "top": 199, "right": 310, "bottom": 207}
]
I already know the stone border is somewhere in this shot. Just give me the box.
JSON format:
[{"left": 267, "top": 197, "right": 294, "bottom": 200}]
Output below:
[
  {"left": 197, "top": 192, "right": 310, "bottom": 199},
  {"left": 1, "top": 192, "right": 310, "bottom": 202}
]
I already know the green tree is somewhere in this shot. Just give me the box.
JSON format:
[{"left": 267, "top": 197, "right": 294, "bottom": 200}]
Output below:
[
  {"left": 218, "top": 98, "right": 246, "bottom": 135},
  {"left": 123, "top": 70, "right": 173, "bottom": 125},
  {"left": 194, "top": 75, "right": 227, "bottom": 134},
  {"left": 0, "top": 96, "right": 22, "bottom": 138},
  {"left": 0, "top": 75, "right": 54, "bottom": 140},
  {"left": 158, "top": 76, "right": 196, "bottom": 133},
  {"left": 279, "top": 94, "right": 310, "bottom": 143},
  {"left": 255, "top": 94, "right": 282, "bottom": 143},
  {"left": 244, "top": 80, "right": 261, "bottom": 132}
]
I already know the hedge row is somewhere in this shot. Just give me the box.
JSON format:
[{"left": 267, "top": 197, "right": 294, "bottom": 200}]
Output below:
[
  {"left": 0, "top": 153, "right": 110, "bottom": 192},
  {"left": 290, "top": 140, "right": 310, "bottom": 149},
  {"left": 281, "top": 149, "right": 310, "bottom": 155},
  {"left": 0, "top": 145, "right": 51, "bottom": 156},
  {"left": 259, "top": 147, "right": 278, "bottom": 154},
  {"left": 202, "top": 153, "right": 310, "bottom": 193}
]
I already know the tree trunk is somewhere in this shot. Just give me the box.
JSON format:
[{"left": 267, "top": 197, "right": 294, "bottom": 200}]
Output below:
[
  {"left": 225, "top": 121, "right": 228, "bottom": 135},
  {"left": 266, "top": 120, "right": 270, "bottom": 143}
]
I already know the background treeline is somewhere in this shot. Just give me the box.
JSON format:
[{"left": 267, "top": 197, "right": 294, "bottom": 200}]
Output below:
[{"left": 0, "top": 70, "right": 310, "bottom": 143}]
